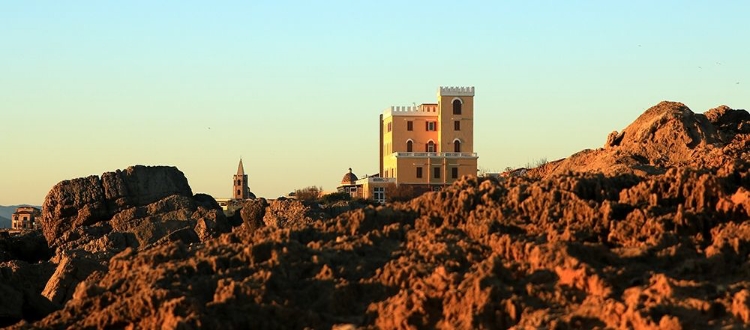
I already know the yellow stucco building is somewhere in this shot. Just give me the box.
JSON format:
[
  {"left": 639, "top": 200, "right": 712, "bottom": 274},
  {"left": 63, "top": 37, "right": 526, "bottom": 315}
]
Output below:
[{"left": 338, "top": 86, "right": 478, "bottom": 201}]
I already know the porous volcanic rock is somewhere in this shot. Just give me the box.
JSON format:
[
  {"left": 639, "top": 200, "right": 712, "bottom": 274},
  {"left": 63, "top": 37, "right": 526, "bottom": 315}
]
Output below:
[
  {"left": 14, "top": 159, "right": 750, "bottom": 329},
  {"left": 40, "top": 165, "right": 230, "bottom": 253},
  {"left": 7, "top": 102, "right": 750, "bottom": 329},
  {"left": 239, "top": 198, "right": 268, "bottom": 231},
  {"left": 0, "top": 231, "right": 52, "bottom": 263},
  {"left": 0, "top": 260, "right": 57, "bottom": 327},
  {"left": 27, "top": 165, "right": 231, "bottom": 317},
  {"left": 40, "top": 166, "right": 195, "bottom": 248},
  {"left": 533, "top": 101, "right": 749, "bottom": 178}
]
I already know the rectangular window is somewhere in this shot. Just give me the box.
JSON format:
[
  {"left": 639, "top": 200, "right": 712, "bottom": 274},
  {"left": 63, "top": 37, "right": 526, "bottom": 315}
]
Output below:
[
  {"left": 387, "top": 122, "right": 392, "bottom": 132},
  {"left": 452, "top": 167, "right": 459, "bottom": 179},
  {"left": 407, "top": 121, "right": 413, "bottom": 131},
  {"left": 374, "top": 187, "right": 385, "bottom": 203},
  {"left": 454, "top": 120, "right": 460, "bottom": 131},
  {"left": 433, "top": 166, "right": 440, "bottom": 179},
  {"left": 426, "top": 121, "right": 436, "bottom": 131},
  {"left": 416, "top": 167, "right": 423, "bottom": 178}
]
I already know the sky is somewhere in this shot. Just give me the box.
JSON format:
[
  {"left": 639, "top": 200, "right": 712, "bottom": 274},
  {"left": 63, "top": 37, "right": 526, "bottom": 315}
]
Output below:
[{"left": 1, "top": 1, "right": 748, "bottom": 205}]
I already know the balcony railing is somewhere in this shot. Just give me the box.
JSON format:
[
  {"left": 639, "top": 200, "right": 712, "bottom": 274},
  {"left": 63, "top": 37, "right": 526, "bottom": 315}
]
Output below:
[{"left": 392, "top": 152, "right": 478, "bottom": 158}]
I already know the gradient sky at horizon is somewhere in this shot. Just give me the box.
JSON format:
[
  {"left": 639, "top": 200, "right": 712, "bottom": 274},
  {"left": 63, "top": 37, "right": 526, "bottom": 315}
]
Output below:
[{"left": 1, "top": 1, "right": 748, "bottom": 205}]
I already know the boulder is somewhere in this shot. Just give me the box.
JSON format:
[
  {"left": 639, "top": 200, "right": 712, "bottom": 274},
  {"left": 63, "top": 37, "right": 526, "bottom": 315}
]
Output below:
[
  {"left": 240, "top": 198, "right": 267, "bottom": 231},
  {"left": 101, "top": 165, "right": 193, "bottom": 214},
  {"left": 40, "top": 165, "right": 223, "bottom": 250},
  {"left": 40, "top": 175, "right": 109, "bottom": 246}
]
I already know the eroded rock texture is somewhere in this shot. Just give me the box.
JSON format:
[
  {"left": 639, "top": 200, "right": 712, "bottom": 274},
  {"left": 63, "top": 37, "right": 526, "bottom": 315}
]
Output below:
[{"left": 3, "top": 102, "right": 749, "bottom": 329}]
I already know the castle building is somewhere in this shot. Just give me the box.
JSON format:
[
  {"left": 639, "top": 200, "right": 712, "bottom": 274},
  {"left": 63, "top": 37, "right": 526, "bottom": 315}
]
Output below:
[
  {"left": 380, "top": 86, "right": 478, "bottom": 189},
  {"left": 11, "top": 206, "right": 41, "bottom": 230},
  {"left": 337, "top": 86, "right": 478, "bottom": 202},
  {"left": 233, "top": 158, "right": 254, "bottom": 200}
]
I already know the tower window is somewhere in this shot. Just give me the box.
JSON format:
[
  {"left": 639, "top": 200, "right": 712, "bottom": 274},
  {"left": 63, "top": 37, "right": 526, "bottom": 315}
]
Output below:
[
  {"left": 454, "top": 120, "right": 460, "bottom": 131},
  {"left": 407, "top": 140, "right": 413, "bottom": 152},
  {"left": 452, "top": 167, "right": 459, "bottom": 179},
  {"left": 426, "top": 121, "right": 436, "bottom": 131},
  {"left": 453, "top": 99, "right": 462, "bottom": 115},
  {"left": 433, "top": 166, "right": 440, "bottom": 179},
  {"left": 407, "top": 121, "right": 413, "bottom": 131},
  {"left": 416, "top": 167, "right": 423, "bottom": 178},
  {"left": 454, "top": 140, "right": 461, "bottom": 152}
]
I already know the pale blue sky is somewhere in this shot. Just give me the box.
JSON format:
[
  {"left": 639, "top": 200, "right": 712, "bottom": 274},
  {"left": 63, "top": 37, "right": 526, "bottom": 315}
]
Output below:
[{"left": 1, "top": 1, "right": 748, "bottom": 205}]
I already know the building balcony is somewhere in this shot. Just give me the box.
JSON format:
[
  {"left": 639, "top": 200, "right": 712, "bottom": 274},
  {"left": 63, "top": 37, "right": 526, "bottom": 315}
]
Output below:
[{"left": 391, "top": 152, "right": 478, "bottom": 159}]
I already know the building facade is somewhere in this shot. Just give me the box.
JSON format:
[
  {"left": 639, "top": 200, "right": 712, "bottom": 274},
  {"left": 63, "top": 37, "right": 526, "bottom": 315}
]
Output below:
[
  {"left": 337, "top": 168, "right": 390, "bottom": 204},
  {"left": 336, "top": 86, "right": 479, "bottom": 203},
  {"left": 11, "top": 206, "right": 41, "bottom": 230},
  {"left": 380, "top": 86, "right": 478, "bottom": 190}
]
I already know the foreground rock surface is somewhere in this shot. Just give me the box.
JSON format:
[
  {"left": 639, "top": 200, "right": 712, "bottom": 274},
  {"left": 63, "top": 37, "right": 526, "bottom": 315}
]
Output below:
[
  {"left": 13, "top": 169, "right": 750, "bottom": 328},
  {"left": 0, "top": 165, "right": 233, "bottom": 327},
  {"left": 5, "top": 102, "right": 750, "bottom": 329}
]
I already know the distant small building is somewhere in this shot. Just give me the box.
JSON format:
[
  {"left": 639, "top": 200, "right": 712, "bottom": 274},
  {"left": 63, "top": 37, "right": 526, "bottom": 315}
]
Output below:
[
  {"left": 11, "top": 206, "right": 41, "bottom": 230},
  {"left": 336, "top": 168, "right": 392, "bottom": 203},
  {"left": 233, "top": 158, "right": 255, "bottom": 200}
]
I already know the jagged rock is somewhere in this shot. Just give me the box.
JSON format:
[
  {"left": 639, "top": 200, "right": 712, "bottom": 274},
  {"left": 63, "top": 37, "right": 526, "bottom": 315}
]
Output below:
[
  {"left": 0, "top": 260, "right": 57, "bottom": 327},
  {"left": 42, "top": 253, "right": 107, "bottom": 306},
  {"left": 23, "top": 165, "right": 231, "bottom": 317},
  {"left": 101, "top": 166, "right": 193, "bottom": 213},
  {"left": 0, "top": 231, "right": 52, "bottom": 263},
  {"left": 40, "top": 165, "right": 228, "bottom": 251},
  {"left": 263, "top": 199, "right": 324, "bottom": 228},
  {"left": 9, "top": 102, "right": 750, "bottom": 329},
  {"left": 605, "top": 130, "right": 624, "bottom": 147},
  {"left": 530, "top": 102, "right": 749, "bottom": 178},
  {"left": 240, "top": 198, "right": 267, "bottom": 231},
  {"left": 39, "top": 175, "right": 109, "bottom": 247}
]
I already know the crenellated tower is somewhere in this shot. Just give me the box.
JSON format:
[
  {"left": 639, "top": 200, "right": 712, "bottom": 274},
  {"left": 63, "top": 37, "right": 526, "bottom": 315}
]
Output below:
[
  {"left": 379, "top": 86, "right": 478, "bottom": 189},
  {"left": 437, "top": 86, "right": 474, "bottom": 154}
]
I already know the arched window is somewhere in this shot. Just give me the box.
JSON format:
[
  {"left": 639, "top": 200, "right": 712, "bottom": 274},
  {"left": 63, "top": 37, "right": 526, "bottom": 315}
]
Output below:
[
  {"left": 454, "top": 140, "right": 461, "bottom": 152},
  {"left": 452, "top": 99, "right": 462, "bottom": 115},
  {"left": 426, "top": 141, "right": 435, "bottom": 152},
  {"left": 406, "top": 140, "right": 413, "bottom": 152}
]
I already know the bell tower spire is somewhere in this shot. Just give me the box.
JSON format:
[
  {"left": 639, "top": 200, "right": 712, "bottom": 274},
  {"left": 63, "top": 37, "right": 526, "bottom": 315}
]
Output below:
[
  {"left": 237, "top": 158, "right": 245, "bottom": 176},
  {"left": 233, "top": 158, "right": 249, "bottom": 199}
]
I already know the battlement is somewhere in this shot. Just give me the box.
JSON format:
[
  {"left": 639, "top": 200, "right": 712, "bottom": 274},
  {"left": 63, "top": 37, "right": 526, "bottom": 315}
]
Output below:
[
  {"left": 439, "top": 86, "right": 475, "bottom": 97},
  {"left": 383, "top": 104, "right": 438, "bottom": 117}
]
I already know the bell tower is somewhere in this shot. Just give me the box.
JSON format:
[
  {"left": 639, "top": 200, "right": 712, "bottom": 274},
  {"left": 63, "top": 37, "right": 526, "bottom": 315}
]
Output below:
[{"left": 233, "top": 158, "right": 249, "bottom": 200}]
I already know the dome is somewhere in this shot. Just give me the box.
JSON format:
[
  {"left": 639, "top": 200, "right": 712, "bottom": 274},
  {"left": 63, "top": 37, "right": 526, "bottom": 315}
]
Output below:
[{"left": 341, "top": 168, "right": 358, "bottom": 185}]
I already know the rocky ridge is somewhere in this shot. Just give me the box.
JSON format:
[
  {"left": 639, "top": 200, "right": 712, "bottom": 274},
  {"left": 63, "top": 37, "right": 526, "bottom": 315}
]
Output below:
[{"left": 1, "top": 102, "right": 749, "bottom": 329}]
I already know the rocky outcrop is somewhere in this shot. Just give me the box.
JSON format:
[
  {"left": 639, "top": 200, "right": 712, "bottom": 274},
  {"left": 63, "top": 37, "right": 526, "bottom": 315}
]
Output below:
[
  {"left": 7, "top": 102, "right": 750, "bottom": 329},
  {"left": 40, "top": 166, "right": 195, "bottom": 248},
  {"left": 0, "top": 231, "right": 52, "bottom": 263},
  {"left": 26, "top": 165, "right": 231, "bottom": 319},
  {"left": 533, "top": 102, "right": 749, "bottom": 178},
  {"left": 13, "top": 159, "right": 749, "bottom": 329},
  {"left": 0, "top": 260, "right": 57, "bottom": 327},
  {"left": 239, "top": 198, "right": 267, "bottom": 231},
  {"left": 40, "top": 165, "right": 230, "bottom": 253}
]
